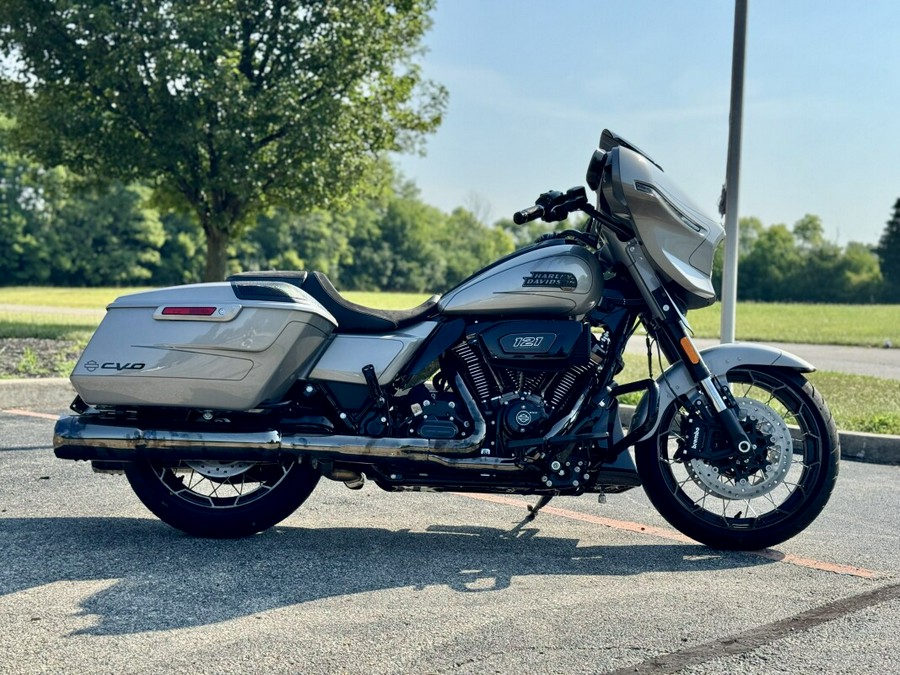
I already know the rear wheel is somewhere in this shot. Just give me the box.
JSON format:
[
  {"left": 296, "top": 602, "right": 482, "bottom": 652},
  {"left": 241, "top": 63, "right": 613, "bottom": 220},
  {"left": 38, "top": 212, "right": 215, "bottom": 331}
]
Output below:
[
  {"left": 124, "top": 458, "right": 319, "bottom": 538},
  {"left": 635, "top": 367, "right": 839, "bottom": 550}
]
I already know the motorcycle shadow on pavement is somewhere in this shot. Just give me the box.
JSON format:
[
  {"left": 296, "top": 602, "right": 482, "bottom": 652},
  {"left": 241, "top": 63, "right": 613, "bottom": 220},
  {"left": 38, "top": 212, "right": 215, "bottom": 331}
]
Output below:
[{"left": 0, "top": 515, "right": 776, "bottom": 636}]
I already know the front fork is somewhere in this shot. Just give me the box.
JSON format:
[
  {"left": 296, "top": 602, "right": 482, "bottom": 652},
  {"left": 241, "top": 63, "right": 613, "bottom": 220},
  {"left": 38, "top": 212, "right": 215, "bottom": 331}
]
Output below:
[
  {"left": 649, "top": 301, "right": 752, "bottom": 455},
  {"left": 610, "top": 238, "right": 752, "bottom": 455}
]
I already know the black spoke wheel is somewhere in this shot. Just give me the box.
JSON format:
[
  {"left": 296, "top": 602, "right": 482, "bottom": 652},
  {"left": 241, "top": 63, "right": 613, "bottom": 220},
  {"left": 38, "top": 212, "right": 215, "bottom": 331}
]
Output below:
[
  {"left": 124, "top": 458, "right": 320, "bottom": 538},
  {"left": 635, "top": 367, "right": 839, "bottom": 550}
]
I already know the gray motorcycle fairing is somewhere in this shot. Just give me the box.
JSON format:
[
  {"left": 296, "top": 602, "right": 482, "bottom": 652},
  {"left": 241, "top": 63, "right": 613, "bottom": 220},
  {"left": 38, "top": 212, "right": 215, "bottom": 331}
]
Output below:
[{"left": 634, "top": 343, "right": 815, "bottom": 442}]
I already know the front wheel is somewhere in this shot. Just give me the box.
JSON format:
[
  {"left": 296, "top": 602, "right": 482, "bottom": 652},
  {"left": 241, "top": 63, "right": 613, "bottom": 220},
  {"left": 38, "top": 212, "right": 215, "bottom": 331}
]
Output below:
[
  {"left": 124, "top": 458, "right": 320, "bottom": 538},
  {"left": 635, "top": 367, "right": 839, "bottom": 550}
]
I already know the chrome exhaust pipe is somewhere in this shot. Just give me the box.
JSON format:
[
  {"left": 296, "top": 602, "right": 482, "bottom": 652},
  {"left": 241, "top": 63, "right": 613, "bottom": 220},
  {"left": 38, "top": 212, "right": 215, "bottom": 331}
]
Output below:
[{"left": 54, "top": 375, "right": 495, "bottom": 468}]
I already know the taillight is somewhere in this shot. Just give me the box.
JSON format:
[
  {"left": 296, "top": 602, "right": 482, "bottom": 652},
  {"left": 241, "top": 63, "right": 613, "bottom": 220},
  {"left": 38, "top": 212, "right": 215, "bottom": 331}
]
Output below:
[
  {"left": 160, "top": 306, "right": 217, "bottom": 316},
  {"left": 153, "top": 304, "right": 241, "bottom": 321}
]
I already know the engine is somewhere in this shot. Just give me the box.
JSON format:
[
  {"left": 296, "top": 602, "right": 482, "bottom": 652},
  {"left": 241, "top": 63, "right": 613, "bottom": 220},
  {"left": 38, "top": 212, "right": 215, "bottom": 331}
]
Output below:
[{"left": 398, "top": 320, "right": 607, "bottom": 457}]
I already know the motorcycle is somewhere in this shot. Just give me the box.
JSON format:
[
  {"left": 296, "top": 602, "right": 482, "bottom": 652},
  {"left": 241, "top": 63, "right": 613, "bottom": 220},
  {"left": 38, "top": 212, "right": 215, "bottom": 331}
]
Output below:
[{"left": 53, "top": 130, "right": 839, "bottom": 550}]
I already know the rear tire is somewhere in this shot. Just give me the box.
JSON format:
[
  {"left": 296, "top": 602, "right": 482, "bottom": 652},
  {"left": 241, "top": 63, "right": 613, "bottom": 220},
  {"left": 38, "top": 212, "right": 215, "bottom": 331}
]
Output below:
[
  {"left": 635, "top": 367, "right": 839, "bottom": 550},
  {"left": 124, "top": 458, "right": 319, "bottom": 538}
]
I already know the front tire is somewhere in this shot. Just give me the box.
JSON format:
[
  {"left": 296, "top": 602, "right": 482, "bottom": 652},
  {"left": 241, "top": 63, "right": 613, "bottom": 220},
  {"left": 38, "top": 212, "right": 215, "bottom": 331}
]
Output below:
[
  {"left": 635, "top": 367, "right": 839, "bottom": 550},
  {"left": 124, "top": 458, "right": 320, "bottom": 538}
]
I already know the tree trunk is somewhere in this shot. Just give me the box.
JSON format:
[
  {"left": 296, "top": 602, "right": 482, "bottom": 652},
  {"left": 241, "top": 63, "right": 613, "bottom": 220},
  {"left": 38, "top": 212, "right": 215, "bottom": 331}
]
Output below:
[{"left": 204, "top": 226, "right": 230, "bottom": 281}]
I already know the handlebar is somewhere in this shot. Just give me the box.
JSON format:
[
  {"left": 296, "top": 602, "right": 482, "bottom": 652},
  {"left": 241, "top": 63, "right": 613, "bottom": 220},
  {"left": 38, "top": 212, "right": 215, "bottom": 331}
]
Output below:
[
  {"left": 512, "top": 185, "right": 635, "bottom": 242},
  {"left": 513, "top": 205, "right": 544, "bottom": 225},
  {"left": 513, "top": 188, "right": 582, "bottom": 225}
]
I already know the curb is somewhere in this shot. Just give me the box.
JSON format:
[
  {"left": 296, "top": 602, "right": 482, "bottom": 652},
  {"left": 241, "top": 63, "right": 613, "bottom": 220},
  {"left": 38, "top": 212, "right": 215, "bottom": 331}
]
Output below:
[
  {"left": 0, "top": 378, "right": 74, "bottom": 410},
  {"left": 834, "top": 431, "right": 900, "bottom": 466},
  {"left": 2, "top": 379, "right": 899, "bottom": 466}
]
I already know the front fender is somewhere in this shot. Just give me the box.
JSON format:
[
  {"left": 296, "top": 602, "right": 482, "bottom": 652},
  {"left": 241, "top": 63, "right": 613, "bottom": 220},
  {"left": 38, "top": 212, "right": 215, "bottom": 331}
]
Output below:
[{"left": 634, "top": 343, "right": 815, "bottom": 442}]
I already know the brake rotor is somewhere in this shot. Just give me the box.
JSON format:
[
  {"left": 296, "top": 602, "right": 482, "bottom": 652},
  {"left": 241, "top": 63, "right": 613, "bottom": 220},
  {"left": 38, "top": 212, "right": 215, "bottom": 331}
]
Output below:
[
  {"left": 686, "top": 397, "right": 793, "bottom": 500},
  {"left": 184, "top": 460, "right": 257, "bottom": 479}
]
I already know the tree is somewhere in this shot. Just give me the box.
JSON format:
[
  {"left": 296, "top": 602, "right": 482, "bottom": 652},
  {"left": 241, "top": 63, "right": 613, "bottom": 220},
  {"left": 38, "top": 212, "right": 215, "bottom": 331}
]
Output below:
[
  {"left": 0, "top": 0, "right": 446, "bottom": 280},
  {"left": 878, "top": 199, "right": 900, "bottom": 301},
  {"left": 792, "top": 214, "right": 826, "bottom": 251},
  {"left": 153, "top": 212, "right": 206, "bottom": 286},
  {"left": 50, "top": 183, "right": 166, "bottom": 286},
  {"left": 436, "top": 208, "right": 514, "bottom": 287},
  {"left": 840, "top": 241, "right": 882, "bottom": 303},
  {"left": 0, "top": 126, "right": 59, "bottom": 285},
  {"left": 712, "top": 216, "right": 765, "bottom": 295},
  {"left": 738, "top": 224, "right": 800, "bottom": 301},
  {"left": 346, "top": 185, "right": 446, "bottom": 292}
]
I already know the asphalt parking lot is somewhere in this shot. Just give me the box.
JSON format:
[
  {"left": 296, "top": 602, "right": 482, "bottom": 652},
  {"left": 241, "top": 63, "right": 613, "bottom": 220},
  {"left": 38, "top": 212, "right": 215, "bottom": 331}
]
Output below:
[{"left": 2, "top": 400, "right": 899, "bottom": 675}]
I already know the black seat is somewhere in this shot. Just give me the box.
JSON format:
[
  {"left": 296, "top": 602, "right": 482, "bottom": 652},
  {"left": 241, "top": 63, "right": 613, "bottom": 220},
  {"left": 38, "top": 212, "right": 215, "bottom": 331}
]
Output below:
[{"left": 302, "top": 272, "right": 440, "bottom": 333}]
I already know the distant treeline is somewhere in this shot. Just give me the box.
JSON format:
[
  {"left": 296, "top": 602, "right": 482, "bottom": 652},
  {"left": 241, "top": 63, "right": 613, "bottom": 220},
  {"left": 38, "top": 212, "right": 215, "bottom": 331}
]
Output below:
[
  {"left": 2, "top": 145, "right": 899, "bottom": 302},
  {"left": 711, "top": 214, "right": 888, "bottom": 304}
]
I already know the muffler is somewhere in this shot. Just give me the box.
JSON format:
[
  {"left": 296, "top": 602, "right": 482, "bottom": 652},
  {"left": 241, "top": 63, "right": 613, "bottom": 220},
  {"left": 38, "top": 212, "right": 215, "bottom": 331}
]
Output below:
[{"left": 54, "top": 374, "right": 495, "bottom": 468}]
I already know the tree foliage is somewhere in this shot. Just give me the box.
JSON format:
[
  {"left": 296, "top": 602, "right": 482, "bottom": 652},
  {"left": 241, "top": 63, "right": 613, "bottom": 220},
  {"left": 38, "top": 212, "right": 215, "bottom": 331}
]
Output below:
[
  {"left": 1, "top": 111, "right": 896, "bottom": 303},
  {"left": 0, "top": 0, "right": 446, "bottom": 280},
  {"left": 877, "top": 199, "right": 900, "bottom": 301},
  {"left": 712, "top": 214, "right": 883, "bottom": 304},
  {"left": 0, "top": 157, "right": 165, "bottom": 285}
]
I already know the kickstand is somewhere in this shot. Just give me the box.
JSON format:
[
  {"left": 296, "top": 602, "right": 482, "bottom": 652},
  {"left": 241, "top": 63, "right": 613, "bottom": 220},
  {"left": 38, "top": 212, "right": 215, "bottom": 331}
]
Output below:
[{"left": 525, "top": 495, "right": 553, "bottom": 521}]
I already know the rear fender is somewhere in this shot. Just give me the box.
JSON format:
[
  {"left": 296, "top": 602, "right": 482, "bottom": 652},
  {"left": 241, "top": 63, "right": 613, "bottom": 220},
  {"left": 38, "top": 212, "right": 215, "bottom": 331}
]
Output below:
[{"left": 634, "top": 343, "right": 815, "bottom": 442}]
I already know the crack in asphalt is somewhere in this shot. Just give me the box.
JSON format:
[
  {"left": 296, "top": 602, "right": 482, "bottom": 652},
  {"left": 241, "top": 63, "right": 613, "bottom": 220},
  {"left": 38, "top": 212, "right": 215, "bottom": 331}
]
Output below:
[{"left": 605, "top": 581, "right": 900, "bottom": 674}]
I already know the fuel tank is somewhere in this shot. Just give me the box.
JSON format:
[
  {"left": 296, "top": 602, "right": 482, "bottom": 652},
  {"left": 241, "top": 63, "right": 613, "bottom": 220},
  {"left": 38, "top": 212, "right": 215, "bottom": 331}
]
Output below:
[{"left": 438, "top": 243, "right": 603, "bottom": 316}]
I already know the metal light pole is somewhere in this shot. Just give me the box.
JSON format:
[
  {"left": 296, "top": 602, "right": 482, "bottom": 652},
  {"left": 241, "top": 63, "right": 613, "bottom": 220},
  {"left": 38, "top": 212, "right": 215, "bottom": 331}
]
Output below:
[{"left": 720, "top": 0, "right": 748, "bottom": 344}]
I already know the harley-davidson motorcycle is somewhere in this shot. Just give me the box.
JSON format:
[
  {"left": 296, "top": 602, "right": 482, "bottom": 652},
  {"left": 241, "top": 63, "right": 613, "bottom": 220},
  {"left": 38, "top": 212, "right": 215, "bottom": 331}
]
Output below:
[{"left": 54, "top": 130, "right": 839, "bottom": 550}]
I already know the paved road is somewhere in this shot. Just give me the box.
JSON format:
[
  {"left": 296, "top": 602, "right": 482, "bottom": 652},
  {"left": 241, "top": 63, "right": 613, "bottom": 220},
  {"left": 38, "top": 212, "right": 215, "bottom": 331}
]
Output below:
[{"left": 2, "top": 404, "right": 899, "bottom": 674}]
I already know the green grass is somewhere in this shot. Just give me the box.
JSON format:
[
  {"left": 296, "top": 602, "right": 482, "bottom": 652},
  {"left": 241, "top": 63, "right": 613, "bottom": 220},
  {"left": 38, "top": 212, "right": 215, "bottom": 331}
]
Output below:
[
  {"left": 0, "top": 313, "right": 99, "bottom": 341},
  {"left": 342, "top": 291, "right": 431, "bottom": 309},
  {"left": 0, "top": 287, "right": 430, "bottom": 339},
  {"left": 685, "top": 302, "right": 900, "bottom": 347},
  {"left": 3, "top": 286, "right": 900, "bottom": 433},
  {"left": 807, "top": 371, "right": 900, "bottom": 435},
  {"left": 6, "top": 288, "right": 900, "bottom": 346},
  {"left": 0, "top": 286, "right": 149, "bottom": 308},
  {"left": 0, "top": 286, "right": 430, "bottom": 311}
]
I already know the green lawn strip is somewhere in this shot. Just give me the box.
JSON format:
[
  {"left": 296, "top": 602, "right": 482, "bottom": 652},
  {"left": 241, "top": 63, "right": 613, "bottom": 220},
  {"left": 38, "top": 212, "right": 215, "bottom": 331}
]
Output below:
[
  {"left": 2, "top": 288, "right": 900, "bottom": 433},
  {"left": 0, "top": 286, "right": 431, "bottom": 312},
  {"left": 0, "top": 312, "right": 99, "bottom": 341},
  {"left": 341, "top": 291, "right": 431, "bottom": 309},
  {"left": 5, "top": 288, "right": 900, "bottom": 346},
  {"left": 806, "top": 371, "right": 900, "bottom": 435},
  {"left": 0, "top": 286, "right": 149, "bottom": 308},
  {"left": 685, "top": 303, "right": 900, "bottom": 347}
]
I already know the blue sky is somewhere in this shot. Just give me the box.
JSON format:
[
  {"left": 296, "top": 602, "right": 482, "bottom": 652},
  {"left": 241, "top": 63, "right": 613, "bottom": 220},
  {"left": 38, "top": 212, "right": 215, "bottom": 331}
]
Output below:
[{"left": 394, "top": 1, "right": 900, "bottom": 245}]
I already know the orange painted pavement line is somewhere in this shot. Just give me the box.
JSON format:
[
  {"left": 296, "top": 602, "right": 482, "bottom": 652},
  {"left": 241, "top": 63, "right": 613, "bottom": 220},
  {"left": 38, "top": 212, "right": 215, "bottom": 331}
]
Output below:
[
  {"left": 2, "top": 409, "right": 59, "bottom": 421},
  {"left": 0, "top": 409, "right": 880, "bottom": 579},
  {"left": 459, "top": 492, "right": 880, "bottom": 579}
]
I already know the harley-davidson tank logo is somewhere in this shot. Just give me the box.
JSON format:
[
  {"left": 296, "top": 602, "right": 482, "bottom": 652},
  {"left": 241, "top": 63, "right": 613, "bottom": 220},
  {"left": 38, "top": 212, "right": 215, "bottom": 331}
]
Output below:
[
  {"left": 84, "top": 360, "right": 99, "bottom": 372},
  {"left": 522, "top": 271, "right": 577, "bottom": 291}
]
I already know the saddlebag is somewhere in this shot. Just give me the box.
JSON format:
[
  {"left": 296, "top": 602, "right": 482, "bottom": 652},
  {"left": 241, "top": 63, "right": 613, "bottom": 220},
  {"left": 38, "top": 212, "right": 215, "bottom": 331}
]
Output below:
[{"left": 70, "top": 281, "right": 336, "bottom": 410}]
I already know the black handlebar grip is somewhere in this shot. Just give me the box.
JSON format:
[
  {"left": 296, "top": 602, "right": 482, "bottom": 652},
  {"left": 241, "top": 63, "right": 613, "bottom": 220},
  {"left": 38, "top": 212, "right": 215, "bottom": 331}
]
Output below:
[{"left": 513, "top": 205, "right": 544, "bottom": 225}]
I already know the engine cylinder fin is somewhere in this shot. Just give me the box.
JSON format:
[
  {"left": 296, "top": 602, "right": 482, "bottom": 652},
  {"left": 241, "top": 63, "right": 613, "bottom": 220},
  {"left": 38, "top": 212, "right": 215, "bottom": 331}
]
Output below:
[
  {"left": 524, "top": 373, "right": 548, "bottom": 393},
  {"left": 452, "top": 342, "right": 496, "bottom": 401},
  {"left": 546, "top": 364, "right": 593, "bottom": 410}
]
